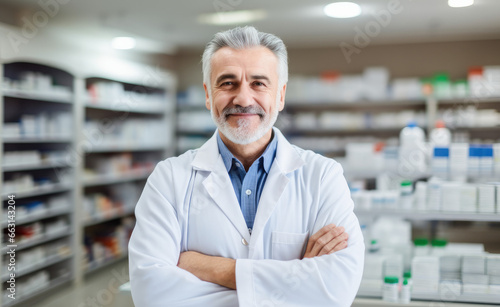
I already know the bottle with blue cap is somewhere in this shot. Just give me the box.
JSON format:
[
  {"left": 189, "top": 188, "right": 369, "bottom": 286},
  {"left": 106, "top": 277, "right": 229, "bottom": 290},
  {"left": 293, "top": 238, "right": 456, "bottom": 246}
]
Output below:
[{"left": 399, "top": 121, "right": 427, "bottom": 177}]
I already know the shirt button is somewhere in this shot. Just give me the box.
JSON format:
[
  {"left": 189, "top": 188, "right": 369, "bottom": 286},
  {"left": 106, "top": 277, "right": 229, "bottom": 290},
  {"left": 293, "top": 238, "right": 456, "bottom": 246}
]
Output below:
[
  {"left": 241, "top": 238, "right": 249, "bottom": 246},
  {"left": 245, "top": 189, "right": 252, "bottom": 195}
]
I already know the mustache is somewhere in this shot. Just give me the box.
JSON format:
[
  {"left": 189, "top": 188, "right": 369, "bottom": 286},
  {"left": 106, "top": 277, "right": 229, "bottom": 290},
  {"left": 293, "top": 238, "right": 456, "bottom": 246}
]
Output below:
[{"left": 222, "top": 105, "right": 265, "bottom": 117}]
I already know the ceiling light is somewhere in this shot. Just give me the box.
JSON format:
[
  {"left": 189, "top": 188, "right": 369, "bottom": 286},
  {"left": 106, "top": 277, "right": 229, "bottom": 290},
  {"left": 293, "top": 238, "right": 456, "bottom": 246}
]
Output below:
[
  {"left": 324, "top": 2, "right": 362, "bottom": 18},
  {"left": 448, "top": 0, "right": 474, "bottom": 8},
  {"left": 197, "top": 10, "right": 267, "bottom": 25},
  {"left": 111, "top": 37, "right": 136, "bottom": 50}
]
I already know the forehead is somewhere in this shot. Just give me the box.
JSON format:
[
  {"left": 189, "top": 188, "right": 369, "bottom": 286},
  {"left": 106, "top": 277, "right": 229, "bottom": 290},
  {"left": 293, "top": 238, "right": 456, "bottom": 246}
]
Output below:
[{"left": 210, "top": 46, "right": 279, "bottom": 78}]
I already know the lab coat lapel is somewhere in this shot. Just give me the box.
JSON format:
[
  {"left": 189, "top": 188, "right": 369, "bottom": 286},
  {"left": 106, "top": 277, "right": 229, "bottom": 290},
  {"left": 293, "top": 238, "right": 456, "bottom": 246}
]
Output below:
[
  {"left": 249, "top": 128, "right": 305, "bottom": 253},
  {"left": 192, "top": 131, "right": 251, "bottom": 242}
]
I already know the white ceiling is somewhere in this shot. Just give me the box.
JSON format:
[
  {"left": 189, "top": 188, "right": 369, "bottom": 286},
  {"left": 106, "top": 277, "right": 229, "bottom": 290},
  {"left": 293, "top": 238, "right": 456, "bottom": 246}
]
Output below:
[{"left": 1, "top": 0, "right": 500, "bottom": 55}]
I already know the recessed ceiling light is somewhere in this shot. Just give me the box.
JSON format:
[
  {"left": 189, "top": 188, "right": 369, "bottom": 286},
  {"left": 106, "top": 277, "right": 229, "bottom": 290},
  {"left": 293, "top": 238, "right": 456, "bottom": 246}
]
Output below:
[
  {"left": 448, "top": 0, "right": 474, "bottom": 8},
  {"left": 197, "top": 10, "right": 267, "bottom": 25},
  {"left": 324, "top": 2, "right": 362, "bottom": 19},
  {"left": 111, "top": 37, "right": 136, "bottom": 50}
]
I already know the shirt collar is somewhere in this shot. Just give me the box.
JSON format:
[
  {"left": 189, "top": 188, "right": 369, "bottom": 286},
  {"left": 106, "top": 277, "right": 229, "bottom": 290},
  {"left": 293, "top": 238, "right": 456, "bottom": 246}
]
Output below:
[{"left": 217, "top": 131, "right": 277, "bottom": 173}]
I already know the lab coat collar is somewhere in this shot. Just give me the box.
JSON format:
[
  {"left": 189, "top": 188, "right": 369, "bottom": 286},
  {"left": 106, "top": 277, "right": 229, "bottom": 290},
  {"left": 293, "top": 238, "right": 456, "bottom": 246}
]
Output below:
[{"left": 191, "top": 127, "right": 305, "bottom": 174}]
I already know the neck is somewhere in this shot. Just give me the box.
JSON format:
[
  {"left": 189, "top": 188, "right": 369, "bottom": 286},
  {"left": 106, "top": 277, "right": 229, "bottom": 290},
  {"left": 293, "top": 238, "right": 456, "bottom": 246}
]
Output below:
[{"left": 219, "top": 129, "right": 273, "bottom": 171}]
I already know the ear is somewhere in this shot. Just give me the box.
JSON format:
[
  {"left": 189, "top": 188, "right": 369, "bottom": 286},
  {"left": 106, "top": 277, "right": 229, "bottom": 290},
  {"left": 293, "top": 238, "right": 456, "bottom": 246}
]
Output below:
[
  {"left": 203, "top": 83, "right": 211, "bottom": 110},
  {"left": 278, "top": 83, "right": 286, "bottom": 111}
]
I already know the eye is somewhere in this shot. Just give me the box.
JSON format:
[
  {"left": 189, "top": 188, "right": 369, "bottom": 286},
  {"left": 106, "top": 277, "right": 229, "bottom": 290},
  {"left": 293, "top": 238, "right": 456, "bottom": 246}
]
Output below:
[
  {"left": 219, "top": 81, "right": 235, "bottom": 87},
  {"left": 253, "top": 81, "right": 265, "bottom": 86}
]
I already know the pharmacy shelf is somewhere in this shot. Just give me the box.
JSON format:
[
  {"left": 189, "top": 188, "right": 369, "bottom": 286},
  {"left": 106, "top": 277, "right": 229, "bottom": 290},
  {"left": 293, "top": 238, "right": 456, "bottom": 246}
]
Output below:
[
  {"left": 285, "top": 99, "right": 426, "bottom": 112},
  {"left": 284, "top": 127, "right": 403, "bottom": 137},
  {"left": 2, "top": 161, "right": 71, "bottom": 172},
  {"left": 3, "top": 274, "right": 72, "bottom": 307},
  {"left": 356, "top": 290, "right": 500, "bottom": 305},
  {"left": 2, "top": 137, "right": 72, "bottom": 143},
  {"left": 86, "top": 144, "right": 168, "bottom": 153},
  {"left": 354, "top": 209, "right": 500, "bottom": 222},
  {"left": 1, "top": 61, "right": 77, "bottom": 307},
  {"left": 454, "top": 125, "right": 500, "bottom": 132},
  {"left": 84, "top": 102, "right": 165, "bottom": 114},
  {"left": 354, "top": 297, "right": 499, "bottom": 307},
  {"left": 1, "top": 184, "right": 71, "bottom": 201},
  {"left": 3, "top": 89, "right": 73, "bottom": 104},
  {"left": 437, "top": 97, "right": 500, "bottom": 106},
  {"left": 79, "top": 74, "right": 174, "bottom": 288},
  {"left": 1, "top": 228, "right": 71, "bottom": 254},
  {"left": 1, "top": 254, "right": 72, "bottom": 282},
  {"left": 83, "top": 208, "right": 135, "bottom": 227},
  {"left": 412, "top": 292, "right": 500, "bottom": 305},
  {"left": 1, "top": 208, "right": 71, "bottom": 228},
  {"left": 176, "top": 129, "right": 216, "bottom": 137},
  {"left": 83, "top": 171, "right": 151, "bottom": 187},
  {"left": 176, "top": 104, "right": 207, "bottom": 111},
  {"left": 84, "top": 252, "right": 128, "bottom": 275}
]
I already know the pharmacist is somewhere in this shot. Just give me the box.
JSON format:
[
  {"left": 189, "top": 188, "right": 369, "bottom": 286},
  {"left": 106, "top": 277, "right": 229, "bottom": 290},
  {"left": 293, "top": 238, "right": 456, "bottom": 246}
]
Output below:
[{"left": 129, "top": 26, "right": 364, "bottom": 307}]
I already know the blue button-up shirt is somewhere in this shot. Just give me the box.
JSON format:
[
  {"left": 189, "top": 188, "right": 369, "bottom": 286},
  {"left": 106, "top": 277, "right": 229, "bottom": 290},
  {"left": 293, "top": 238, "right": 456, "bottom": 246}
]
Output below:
[{"left": 217, "top": 132, "right": 278, "bottom": 232}]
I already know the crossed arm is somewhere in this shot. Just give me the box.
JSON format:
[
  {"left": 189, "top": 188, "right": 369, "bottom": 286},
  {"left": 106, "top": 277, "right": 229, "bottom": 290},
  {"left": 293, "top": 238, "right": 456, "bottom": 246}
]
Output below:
[{"left": 177, "top": 224, "right": 349, "bottom": 289}]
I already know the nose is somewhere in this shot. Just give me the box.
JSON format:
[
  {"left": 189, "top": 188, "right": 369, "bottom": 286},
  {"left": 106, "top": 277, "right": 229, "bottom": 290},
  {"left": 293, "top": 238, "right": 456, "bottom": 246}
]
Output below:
[{"left": 232, "top": 83, "right": 253, "bottom": 107}]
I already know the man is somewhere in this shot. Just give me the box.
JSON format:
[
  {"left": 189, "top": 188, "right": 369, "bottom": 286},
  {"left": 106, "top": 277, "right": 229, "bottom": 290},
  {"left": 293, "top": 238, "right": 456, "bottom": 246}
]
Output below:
[{"left": 129, "top": 26, "right": 364, "bottom": 307}]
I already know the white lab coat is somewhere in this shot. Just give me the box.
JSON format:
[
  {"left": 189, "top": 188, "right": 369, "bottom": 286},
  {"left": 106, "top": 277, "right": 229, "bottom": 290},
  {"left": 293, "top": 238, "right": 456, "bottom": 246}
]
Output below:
[{"left": 129, "top": 127, "right": 364, "bottom": 307}]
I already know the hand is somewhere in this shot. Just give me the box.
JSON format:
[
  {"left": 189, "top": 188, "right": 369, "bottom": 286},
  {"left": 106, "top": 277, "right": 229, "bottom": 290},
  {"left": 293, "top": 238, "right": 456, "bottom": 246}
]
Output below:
[
  {"left": 178, "top": 251, "right": 236, "bottom": 289},
  {"left": 303, "top": 224, "right": 348, "bottom": 258}
]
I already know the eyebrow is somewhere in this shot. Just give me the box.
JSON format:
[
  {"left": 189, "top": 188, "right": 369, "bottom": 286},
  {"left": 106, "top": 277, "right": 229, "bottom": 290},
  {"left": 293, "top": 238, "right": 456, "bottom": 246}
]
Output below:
[
  {"left": 215, "top": 74, "right": 236, "bottom": 85},
  {"left": 214, "top": 73, "right": 272, "bottom": 85},
  {"left": 251, "top": 75, "right": 271, "bottom": 84}
]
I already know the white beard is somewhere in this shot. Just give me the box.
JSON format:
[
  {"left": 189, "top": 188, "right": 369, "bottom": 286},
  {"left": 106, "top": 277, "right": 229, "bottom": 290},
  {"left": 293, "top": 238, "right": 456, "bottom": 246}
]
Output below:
[{"left": 211, "top": 95, "right": 280, "bottom": 145}]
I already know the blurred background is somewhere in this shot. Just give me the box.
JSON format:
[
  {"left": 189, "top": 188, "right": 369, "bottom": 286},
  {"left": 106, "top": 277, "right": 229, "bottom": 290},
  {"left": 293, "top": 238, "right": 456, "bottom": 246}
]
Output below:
[{"left": 1, "top": 0, "right": 500, "bottom": 306}]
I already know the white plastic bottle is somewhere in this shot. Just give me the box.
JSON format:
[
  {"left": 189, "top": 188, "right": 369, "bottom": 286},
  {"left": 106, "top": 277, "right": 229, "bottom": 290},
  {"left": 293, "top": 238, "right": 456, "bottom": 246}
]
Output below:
[
  {"left": 429, "top": 120, "right": 451, "bottom": 147},
  {"left": 401, "top": 278, "right": 411, "bottom": 304},
  {"left": 383, "top": 276, "right": 399, "bottom": 303},
  {"left": 399, "top": 180, "right": 413, "bottom": 210},
  {"left": 399, "top": 121, "right": 427, "bottom": 177}
]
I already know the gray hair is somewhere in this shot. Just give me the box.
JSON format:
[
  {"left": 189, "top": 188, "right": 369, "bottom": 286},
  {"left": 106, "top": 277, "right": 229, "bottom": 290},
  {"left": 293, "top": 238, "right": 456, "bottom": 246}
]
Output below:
[{"left": 202, "top": 26, "right": 288, "bottom": 92}]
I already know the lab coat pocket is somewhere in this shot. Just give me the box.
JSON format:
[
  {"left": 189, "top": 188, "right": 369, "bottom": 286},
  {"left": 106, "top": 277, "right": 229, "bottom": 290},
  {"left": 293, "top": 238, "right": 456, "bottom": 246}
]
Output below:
[{"left": 271, "top": 231, "right": 309, "bottom": 260}]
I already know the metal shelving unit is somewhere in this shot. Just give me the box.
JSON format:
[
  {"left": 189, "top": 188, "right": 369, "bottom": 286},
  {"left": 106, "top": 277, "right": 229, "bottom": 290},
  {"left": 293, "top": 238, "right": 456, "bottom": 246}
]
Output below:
[
  {"left": 86, "top": 144, "right": 168, "bottom": 153},
  {"left": 1, "top": 184, "right": 72, "bottom": 201},
  {"left": 82, "top": 171, "right": 151, "bottom": 187},
  {"left": 1, "top": 229, "right": 72, "bottom": 254},
  {"left": 82, "top": 208, "right": 135, "bottom": 227},
  {"left": 78, "top": 75, "right": 175, "bottom": 283},
  {"left": 1, "top": 254, "right": 72, "bottom": 282},
  {"left": 3, "top": 274, "right": 72, "bottom": 307},
  {"left": 2, "top": 137, "right": 73, "bottom": 143},
  {"left": 1, "top": 61, "right": 77, "bottom": 307},
  {"left": 3, "top": 89, "right": 73, "bottom": 104},
  {"left": 1, "top": 58, "right": 177, "bottom": 306},
  {"left": 0, "top": 207, "right": 71, "bottom": 228},
  {"left": 84, "top": 251, "right": 128, "bottom": 275},
  {"left": 355, "top": 209, "right": 500, "bottom": 222},
  {"left": 84, "top": 102, "right": 165, "bottom": 114},
  {"left": 356, "top": 289, "right": 500, "bottom": 305},
  {"left": 2, "top": 160, "right": 72, "bottom": 172}
]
